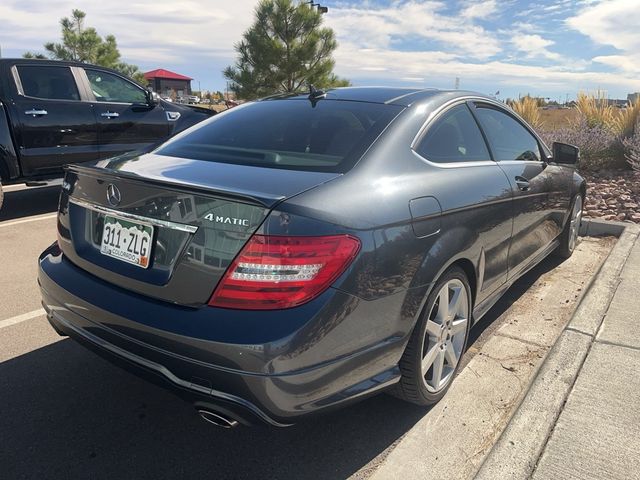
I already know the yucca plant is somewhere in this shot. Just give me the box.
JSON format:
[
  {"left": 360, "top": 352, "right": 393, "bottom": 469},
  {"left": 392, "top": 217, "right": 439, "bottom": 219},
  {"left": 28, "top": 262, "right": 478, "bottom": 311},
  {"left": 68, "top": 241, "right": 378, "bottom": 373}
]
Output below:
[{"left": 508, "top": 96, "right": 541, "bottom": 129}]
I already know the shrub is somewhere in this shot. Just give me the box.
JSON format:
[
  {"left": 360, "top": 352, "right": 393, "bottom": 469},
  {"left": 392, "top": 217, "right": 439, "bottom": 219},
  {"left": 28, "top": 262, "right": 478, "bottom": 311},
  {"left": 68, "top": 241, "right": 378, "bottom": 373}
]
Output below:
[
  {"left": 540, "top": 120, "right": 620, "bottom": 170},
  {"left": 623, "top": 129, "right": 640, "bottom": 171}
]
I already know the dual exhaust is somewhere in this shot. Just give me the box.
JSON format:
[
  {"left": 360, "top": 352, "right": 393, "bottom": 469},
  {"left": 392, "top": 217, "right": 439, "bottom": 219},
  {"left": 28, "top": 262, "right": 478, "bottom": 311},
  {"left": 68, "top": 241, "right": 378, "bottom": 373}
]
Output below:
[{"left": 197, "top": 409, "right": 240, "bottom": 429}]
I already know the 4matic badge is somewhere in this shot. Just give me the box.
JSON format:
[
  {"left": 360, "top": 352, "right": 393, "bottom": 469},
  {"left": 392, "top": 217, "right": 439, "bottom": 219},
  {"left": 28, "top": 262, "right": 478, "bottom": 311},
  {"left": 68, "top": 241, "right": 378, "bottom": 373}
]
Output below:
[{"left": 204, "top": 214, "right": 250, "bottom": 227}]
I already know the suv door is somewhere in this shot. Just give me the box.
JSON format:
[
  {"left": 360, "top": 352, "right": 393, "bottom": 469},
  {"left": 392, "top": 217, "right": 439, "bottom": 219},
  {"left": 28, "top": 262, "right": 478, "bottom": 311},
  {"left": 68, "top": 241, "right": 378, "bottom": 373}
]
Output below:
[
  {"left": 11, "top": 64, "right": 98, "bottom": 177},
  {"left": 472, "top": 102, "right": 571, "bottom": 278},
  {"left": 83, "top": 68, "right": 170, "bottom": 159}
]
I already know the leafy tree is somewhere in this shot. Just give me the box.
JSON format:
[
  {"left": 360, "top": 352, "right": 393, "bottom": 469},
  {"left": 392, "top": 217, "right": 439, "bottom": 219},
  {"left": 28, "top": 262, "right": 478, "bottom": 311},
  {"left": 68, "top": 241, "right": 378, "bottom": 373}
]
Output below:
[
  {"left": 224, "top": 0, "right": 349, "bottom": 100},
  {"left": 23, "top": 9, "right": 147, "bottom": 85}
]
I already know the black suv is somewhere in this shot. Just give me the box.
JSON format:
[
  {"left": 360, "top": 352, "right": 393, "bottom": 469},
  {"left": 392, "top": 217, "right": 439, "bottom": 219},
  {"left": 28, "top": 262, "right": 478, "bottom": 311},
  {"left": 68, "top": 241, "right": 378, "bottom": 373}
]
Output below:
[{"left": 0, "top": 59, "right": 214, "bottom": 208}]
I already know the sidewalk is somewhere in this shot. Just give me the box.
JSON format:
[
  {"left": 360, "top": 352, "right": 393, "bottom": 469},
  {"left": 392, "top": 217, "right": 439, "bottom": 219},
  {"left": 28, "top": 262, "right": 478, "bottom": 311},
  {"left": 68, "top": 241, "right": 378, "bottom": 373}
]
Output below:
[{"left": 476, "top": 222, "right": 640, "bottom": 480}]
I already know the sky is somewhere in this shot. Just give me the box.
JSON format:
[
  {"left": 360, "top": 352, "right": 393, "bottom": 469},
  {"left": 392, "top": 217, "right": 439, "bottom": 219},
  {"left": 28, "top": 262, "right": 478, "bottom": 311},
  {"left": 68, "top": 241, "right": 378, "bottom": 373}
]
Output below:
[{"left": 1, "top": 0, "right": 639, "bottom": 101}]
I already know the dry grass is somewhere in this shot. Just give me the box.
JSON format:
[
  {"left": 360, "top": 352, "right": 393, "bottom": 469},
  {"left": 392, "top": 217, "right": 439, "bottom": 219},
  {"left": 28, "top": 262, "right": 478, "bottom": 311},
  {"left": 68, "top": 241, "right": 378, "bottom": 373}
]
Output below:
[
  {"left": 538, "top": 108, "right": 580, "bottom": 130},
  {"left": 507, "top": 96, "right": 541, "bottom": 129},
  {"left": 575, "top": 90, "right": 617, "bottom": 130},
  {"left": 613, "top": 97, "right": 640, "bottom": 137}
]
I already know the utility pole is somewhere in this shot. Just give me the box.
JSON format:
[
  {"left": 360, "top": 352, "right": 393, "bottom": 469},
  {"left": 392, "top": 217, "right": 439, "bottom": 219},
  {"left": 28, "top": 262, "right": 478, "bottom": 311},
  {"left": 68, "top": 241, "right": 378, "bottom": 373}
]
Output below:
[{"left": 454, "top": 77, "right": 460, "bottom": 90}]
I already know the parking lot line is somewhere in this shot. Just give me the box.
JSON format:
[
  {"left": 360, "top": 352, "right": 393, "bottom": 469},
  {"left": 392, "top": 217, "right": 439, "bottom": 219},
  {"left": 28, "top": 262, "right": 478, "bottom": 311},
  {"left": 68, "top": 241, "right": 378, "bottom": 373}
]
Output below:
[
  {"left": 0, "top": 213, "right": 57, "bottom": 228},
  {"left": 0, "top": 309, "right": 46, "bottom": 330}
]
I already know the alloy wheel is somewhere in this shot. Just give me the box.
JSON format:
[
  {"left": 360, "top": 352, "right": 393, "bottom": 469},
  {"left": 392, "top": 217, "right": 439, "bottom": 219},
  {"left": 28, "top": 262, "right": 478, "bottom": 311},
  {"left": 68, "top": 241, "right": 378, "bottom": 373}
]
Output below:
[{"left": 421, "top": 279, "right": 469, "bottom": 393}]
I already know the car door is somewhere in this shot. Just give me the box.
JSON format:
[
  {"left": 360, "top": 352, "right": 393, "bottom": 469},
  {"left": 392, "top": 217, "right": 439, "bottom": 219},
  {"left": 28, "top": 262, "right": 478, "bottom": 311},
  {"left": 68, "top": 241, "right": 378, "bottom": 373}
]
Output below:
[
  {"left": 471, "top": 102, "right": 570, "bottom": 278},
  {"left": 82, "top": 68, "right": 170, "bottom": 159},
  {"left": 10, "top": 64, "right": 98, "bottom": 177},
  {"left": 413, "top": 102, "right": 514, "bottom": 304}
]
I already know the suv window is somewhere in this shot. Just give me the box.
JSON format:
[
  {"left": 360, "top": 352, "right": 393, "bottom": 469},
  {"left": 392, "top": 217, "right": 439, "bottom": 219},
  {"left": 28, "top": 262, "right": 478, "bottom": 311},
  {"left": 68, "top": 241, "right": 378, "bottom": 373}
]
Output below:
[
  {"left": 86, "top": 70, "right": 147, "bottom": 104},
  {"left": 156, "top": 99, "right": 403, "bottom": 173},
  {"left": 416, "top": 104, "right": 490, "bottom": 163},
  {"left": 474, "top": 105, "right": 541, "bottom": 161},
  {"left": 17, "top": 65, "right": 80, "bottom": 101}
]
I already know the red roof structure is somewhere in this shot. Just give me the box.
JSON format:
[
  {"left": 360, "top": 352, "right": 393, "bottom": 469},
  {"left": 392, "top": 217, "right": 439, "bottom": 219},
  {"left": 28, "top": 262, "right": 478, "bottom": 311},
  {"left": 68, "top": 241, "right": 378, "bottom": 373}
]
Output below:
[{"left": 143, "top": 69, "right": 193, "bottom": 81}]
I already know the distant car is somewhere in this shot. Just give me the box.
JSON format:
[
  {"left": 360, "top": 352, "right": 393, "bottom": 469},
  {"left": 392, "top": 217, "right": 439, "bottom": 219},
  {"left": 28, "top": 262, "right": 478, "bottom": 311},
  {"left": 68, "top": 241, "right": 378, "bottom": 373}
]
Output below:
[
  {"left": 201, "top": 98, "right": 211, "bottom": 104},
  {"left": 39, "top": 87, "right": 584, "bottom": 428},
  {"left": 187, "top": 95, "right": 200, "bottom": 104},
  {"left": 0, "top": 58, "right": 215, "bottom": 209}
]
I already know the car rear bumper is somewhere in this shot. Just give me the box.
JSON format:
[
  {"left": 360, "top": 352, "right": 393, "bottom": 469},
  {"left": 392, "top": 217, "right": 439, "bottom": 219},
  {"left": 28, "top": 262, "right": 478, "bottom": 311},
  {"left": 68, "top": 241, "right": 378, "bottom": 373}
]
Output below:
[{"left": 38, "top": 244, "right": 405, "bottom": 426}]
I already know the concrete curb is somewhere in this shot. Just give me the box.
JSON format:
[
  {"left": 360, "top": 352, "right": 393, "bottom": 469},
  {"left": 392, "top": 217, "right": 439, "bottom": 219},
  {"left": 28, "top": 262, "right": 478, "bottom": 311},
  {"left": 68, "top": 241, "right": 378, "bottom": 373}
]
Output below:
[
  {"left": 579, "top": 217, "right": 630, "bottom": 237},
  {"left": 474, "top": 221, "right": 640, "bottom": 480}
]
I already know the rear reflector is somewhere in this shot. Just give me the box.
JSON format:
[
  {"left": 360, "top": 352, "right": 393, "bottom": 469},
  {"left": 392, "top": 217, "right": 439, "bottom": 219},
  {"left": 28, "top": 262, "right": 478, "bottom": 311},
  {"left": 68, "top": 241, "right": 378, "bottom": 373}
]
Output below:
[{"left": 208, "top": 234, "right": 361, "bottom": 310}]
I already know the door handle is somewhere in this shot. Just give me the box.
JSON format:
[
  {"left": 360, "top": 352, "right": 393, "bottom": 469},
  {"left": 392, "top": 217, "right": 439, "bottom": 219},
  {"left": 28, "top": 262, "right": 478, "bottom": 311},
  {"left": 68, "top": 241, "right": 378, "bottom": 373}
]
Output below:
[
  {"left": 515, "top": 176, "right": 530, "bottom": 191},
  {"left": 101, "top": 111, "right": 120, "bottom": 118},
  {"left": 25, "top": 109, "right": 48, "bottom": 117}
]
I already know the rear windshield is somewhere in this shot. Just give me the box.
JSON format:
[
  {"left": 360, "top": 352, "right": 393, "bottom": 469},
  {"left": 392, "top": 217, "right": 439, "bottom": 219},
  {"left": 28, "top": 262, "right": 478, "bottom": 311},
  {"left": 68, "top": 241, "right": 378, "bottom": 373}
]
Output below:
[{"left": 156, "top": 99, "right": 403, "bottom": 172}]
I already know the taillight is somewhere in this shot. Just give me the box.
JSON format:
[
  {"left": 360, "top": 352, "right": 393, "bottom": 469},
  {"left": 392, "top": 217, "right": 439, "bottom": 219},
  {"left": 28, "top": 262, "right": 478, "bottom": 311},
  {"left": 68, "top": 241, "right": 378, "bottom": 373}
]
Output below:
[{"left": 208, "top": 234, "right": 361, "bottom": 310}]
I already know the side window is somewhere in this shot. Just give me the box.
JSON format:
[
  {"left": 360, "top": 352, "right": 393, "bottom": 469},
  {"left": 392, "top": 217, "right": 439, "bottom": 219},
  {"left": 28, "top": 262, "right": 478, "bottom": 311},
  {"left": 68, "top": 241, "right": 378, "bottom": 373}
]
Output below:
[
  {"left": 17, "top": 65, "right": 80, "bottom": 101},
  {"left": 86, "top": 70, "right": 147, "bottom": 104},
  {"left": 415, "top": 104, "right": 490, "bottom": 163},
  {"left": 474, "top": 106, "right": 541, "bottom": 161}
]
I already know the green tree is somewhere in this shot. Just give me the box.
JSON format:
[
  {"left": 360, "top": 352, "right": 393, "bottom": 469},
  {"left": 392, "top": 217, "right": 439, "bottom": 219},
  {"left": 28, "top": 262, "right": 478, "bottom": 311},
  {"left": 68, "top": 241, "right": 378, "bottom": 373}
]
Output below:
[
  {"left": 223, "top": 0, "right": 349, "bottom": 100},
  {"left": 23, "top": 9, "right": 147, "bottom": 85}
]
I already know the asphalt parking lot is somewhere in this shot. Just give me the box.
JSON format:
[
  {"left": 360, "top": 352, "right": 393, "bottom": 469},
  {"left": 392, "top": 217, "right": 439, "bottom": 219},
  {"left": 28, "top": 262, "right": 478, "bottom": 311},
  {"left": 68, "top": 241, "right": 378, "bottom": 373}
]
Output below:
[{"left": 0, "top": 184, "right": 614, "bottom": 480}]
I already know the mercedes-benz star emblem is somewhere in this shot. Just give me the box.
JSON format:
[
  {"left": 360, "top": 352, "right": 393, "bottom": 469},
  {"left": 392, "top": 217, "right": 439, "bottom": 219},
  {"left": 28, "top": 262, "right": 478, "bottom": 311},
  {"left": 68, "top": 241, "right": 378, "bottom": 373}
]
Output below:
[{"left": 106, "top": 184, "right": 121, "bottom": 207}]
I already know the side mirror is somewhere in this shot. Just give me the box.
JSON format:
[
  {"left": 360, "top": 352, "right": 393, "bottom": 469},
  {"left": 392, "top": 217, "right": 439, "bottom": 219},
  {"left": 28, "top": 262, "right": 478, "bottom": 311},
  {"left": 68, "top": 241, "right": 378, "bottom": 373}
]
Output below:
[
  {"left": 146, "top": 88, "right": 159, "bottom": 106},
  {"left": 552, "top": 142, "right": 579, "bottom": 165}
]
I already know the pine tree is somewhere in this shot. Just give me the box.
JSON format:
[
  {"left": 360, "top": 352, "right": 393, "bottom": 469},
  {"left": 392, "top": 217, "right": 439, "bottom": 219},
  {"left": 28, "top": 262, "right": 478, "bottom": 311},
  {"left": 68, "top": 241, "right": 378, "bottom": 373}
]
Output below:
[
  {"left": 224, "top": 0, "right": 349, "bottom": 100},
  {"left": 24, "top": 10, "right": 146, "bottom": 85}
]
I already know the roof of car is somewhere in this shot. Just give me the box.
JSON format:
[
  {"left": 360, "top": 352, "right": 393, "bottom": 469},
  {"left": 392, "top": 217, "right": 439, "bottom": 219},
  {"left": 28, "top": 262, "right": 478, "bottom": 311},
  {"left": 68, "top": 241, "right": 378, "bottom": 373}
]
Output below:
[{"left": 263, "top": 87, "right": 494, "bottom": 107}]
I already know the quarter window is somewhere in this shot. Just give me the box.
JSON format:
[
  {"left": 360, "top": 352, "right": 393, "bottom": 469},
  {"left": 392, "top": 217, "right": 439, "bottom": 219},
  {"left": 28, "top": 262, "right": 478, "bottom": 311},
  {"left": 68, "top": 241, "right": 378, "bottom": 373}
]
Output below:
[
  {"left": 415, "top": 104, "right": 490, "bottom": 163},
  {"left": 474, "top": 106, "right": 541, "bottom": 161},
  {"left": 17, "top": 65, "right": 80, "bottom": 101},
  {"left": 86, "top": 70, "right": 147, "bottom": 104}
]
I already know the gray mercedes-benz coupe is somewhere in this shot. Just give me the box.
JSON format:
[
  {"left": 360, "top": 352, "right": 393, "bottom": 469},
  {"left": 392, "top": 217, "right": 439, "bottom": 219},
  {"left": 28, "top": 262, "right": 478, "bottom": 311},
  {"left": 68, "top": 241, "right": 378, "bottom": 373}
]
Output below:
[{"left": 39, "top": 87, "right": 584, "bottom": 427}]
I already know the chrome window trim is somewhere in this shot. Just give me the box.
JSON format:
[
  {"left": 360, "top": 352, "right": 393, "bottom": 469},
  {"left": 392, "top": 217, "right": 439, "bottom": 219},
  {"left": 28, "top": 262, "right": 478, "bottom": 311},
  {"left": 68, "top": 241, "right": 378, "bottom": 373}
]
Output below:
[
  {"left": 70, "top": 198, "right": 198, "bottom": 233},
  {"left": 12, "top": 64, "right": 82, "bottom": 103},
  {"left": 411, "top": 96, "right": 496, "bottom": 169}
]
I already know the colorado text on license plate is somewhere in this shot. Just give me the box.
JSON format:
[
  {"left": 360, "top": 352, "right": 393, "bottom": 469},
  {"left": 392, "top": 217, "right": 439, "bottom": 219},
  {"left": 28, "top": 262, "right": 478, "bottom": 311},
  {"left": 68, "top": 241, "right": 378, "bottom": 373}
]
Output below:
[{"left": 100, "top": 215, "right": 154, "bottom": 268}]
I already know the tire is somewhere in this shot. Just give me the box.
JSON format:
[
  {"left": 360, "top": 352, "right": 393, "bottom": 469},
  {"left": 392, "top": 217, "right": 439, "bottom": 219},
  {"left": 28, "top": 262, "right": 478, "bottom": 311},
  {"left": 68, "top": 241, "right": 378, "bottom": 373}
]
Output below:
[
  {"left": 392, "top": 266, "right": 472, "bottom": 406},
  {"left": 555, "top": 194, "right": 583, "bottom": 259}
]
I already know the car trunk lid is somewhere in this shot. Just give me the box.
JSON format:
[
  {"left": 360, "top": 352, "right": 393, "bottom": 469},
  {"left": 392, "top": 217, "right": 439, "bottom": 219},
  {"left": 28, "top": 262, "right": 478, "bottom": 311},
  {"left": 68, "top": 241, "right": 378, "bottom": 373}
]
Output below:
[{"left": 57, "top": 153, "right": 341, "bottom": 306}]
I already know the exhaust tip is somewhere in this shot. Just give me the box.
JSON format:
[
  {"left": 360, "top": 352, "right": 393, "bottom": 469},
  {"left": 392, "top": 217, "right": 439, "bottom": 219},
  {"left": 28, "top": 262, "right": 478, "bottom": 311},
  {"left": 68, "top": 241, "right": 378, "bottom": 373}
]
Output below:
[{"left": 197, "top": 409, "right": 239, "bottom": 429}]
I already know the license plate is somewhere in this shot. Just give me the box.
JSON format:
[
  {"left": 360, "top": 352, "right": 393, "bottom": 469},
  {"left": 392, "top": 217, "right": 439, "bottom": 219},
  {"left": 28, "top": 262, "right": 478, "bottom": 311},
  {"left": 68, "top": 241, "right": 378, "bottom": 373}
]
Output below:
[{"left": 100, "top": 215, "right": 154, "bottom": 268}]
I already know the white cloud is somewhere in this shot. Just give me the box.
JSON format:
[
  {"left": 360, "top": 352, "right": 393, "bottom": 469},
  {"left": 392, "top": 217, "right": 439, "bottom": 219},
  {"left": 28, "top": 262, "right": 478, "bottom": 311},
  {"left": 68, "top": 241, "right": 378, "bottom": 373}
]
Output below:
[
  {"left": 592, "top": 55, "right": 640, "bottom": 74},
  {"left": 567, "top": 0, "right": 639, "bottom": 52},
  {"left": 0, "top": 0, "right": 256, "bottom": 65},
  {"left": 567, "top": 0, "right": 640, "bottom": 78},
  {"left": 325, "top": 1, "right": 502, "bottom": 60},
  {"left": 511, "top": 34, "right": 561, "bottom": 61},
  {"left": 461, "top": 0, "right": 498, "bottom": 19}
]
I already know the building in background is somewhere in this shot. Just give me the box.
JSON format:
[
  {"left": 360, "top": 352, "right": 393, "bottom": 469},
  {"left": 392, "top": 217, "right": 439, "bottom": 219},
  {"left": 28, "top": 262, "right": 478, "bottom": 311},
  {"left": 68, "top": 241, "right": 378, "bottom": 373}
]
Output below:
[
  {"left": 144, "top": 69, "right": 192, "bottom": 98},
  {"left": 629, "top": 92, "right": 640, "bottom": 103}
]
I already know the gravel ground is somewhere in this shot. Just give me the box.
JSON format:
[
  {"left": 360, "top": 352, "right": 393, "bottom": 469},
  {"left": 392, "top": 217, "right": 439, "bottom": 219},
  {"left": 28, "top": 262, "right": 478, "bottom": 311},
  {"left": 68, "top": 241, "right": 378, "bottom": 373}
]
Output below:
[{"left": 583, "top": 169, "right": 640, "bottom": 223}]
